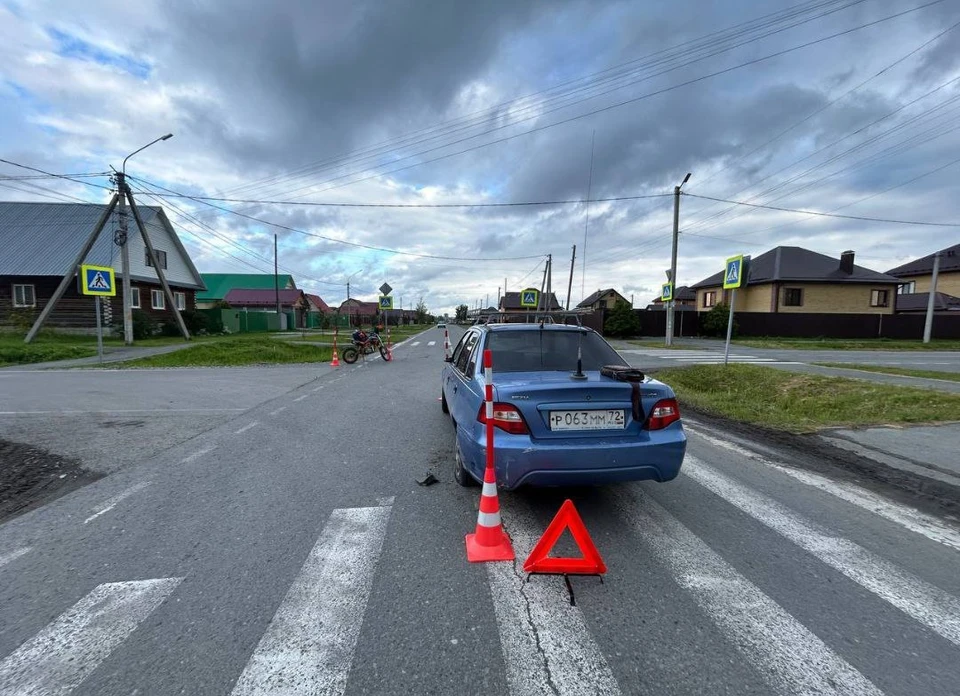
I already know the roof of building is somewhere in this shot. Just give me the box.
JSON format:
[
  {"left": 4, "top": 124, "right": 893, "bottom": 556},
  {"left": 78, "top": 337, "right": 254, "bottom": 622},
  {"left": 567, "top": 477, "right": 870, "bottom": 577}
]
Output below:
[
  {"left": 224, "top": 288, "right": 305, "bottom": 306},
  {"left": 886, "top": 244, "right": 960, "bottom": 277},
  {"left": 198, "top": 273, "right": 296, "bottom": 301},
  {"left": 691, "top": 246, "right": 900, "bottom": 289},
  {"left": 338, "top": 299, "right": 380, "bottom": 313},
  {"left": 304, "top": 293, "right": 330, "bottom": 311},
  {"left": 577, "top": 288, "right": 628, "bottom": 308},
  {"left": 500, "top": 291, "right": 562, "bottom": 310},
  {"left": 895, "top": 291, "right": 960, "bottom": 312},
  {"left": 0, "top": 201, "right": 204, "bottom": 289},
  {"left": 651, "top": 286, "right": 696, "bottom": 303}
]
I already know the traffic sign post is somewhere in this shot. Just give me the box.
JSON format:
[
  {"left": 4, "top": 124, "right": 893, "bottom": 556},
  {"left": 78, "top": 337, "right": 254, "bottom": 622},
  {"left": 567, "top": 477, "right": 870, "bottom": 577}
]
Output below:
[
  {"left": 80, "top": 264, "right": 116, "bottom": 364},
  {"left": 722, "top": 255, "right": 748, "bottom": 365},
  {"left": 661, "top": 283, "right": 674, "bottom": 303},
  {"left": 379, "top": 295, "right": 393, "bottom": 310},
  {"left": 520, "top": 288, "right": 539, "bottom": 308}
]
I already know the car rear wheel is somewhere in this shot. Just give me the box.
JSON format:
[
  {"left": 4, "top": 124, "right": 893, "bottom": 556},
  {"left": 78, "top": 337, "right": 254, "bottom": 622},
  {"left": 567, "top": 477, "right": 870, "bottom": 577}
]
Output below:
[{"left": 453, "top": 433, "right": 475, "bottom": 487}]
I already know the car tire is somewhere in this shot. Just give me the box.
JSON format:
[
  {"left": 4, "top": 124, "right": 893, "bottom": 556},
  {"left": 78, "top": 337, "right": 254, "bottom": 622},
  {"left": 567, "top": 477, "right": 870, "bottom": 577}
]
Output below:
[
  {"left": 441, "top": 390, "right": 449, "bottom": 414},
  {"left": 453, "top": 433, "right": 475, "bottom": 487}
]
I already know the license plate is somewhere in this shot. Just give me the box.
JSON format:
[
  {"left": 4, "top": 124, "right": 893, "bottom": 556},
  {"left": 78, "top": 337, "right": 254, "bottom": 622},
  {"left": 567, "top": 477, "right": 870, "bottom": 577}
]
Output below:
[{"left": 549, "top": 409, "right": 626, "bottom": 431}]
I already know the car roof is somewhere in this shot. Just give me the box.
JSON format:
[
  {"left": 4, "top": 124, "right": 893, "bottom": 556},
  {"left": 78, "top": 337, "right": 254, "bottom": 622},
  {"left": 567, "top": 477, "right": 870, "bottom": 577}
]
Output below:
[{"left": 478, "top": 323, "right": 594, "bottom": 333}]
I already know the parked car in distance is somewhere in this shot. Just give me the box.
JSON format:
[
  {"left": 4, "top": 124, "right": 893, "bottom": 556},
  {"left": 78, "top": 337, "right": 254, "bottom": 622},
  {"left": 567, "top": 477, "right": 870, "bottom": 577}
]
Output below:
[
  {"left": 440, "top": 323, "right": 686, "bottom": 489},
  {"left": 437, "top": 321, "right": 446, "bottom": 328}
]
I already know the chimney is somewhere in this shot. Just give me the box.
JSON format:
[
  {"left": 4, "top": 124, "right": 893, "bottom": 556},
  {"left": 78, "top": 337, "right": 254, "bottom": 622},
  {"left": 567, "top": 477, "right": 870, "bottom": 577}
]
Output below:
[{"left": 840, "top": 250, "right": 855, "bottom": 274}]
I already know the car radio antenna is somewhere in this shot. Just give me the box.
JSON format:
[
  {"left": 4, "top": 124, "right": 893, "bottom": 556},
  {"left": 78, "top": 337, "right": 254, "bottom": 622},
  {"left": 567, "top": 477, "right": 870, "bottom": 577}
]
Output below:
[{"left": 571, "top": 328, "right": 587, "bottom": 380}]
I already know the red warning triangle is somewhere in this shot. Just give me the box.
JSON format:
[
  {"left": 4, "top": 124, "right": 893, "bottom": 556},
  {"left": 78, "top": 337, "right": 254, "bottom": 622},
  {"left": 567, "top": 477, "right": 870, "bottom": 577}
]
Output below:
[{"left": 523, "top": 499, "right": 606, "bottom": 575}]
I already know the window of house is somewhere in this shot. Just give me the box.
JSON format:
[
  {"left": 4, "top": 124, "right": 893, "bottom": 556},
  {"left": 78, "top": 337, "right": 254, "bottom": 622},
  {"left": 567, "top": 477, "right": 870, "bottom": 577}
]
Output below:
[
  {"left": 783, "top": 288, "right": 804, "bottom": 307},
  {"left": 703, "top": 291, "right": 717, "bottom": 308},
  {"left": 174, "top": 291, "right": 186, "bottom": 311},
  {"left": 871, "top": 289, "right": 889, "bottom": 307},
  {"left": 130, "top": 287, "right": 141, "bottom": 309},
  {"left": 897, "top": 281, "right": 916, "bottom": 295},
  {"left": 13, "top": 284, "right": 36, "bottom": 308},
  {"left": 151, "top": 289, "right": 165, "bottom": 309},
  {"left": 145, "top": 249, "right": 168, "bottom": 269}
]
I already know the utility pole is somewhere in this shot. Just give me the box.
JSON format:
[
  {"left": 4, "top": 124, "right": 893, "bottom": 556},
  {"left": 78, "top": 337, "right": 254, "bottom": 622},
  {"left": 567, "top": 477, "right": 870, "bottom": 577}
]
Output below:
[
  {"left": 274, "top": 233, "right": 280, "bottom": 314},
  {"left": 546, "top": 253, "right": 553, "bottom": 313},
  {"left": 666, "top": 172, "right": 691, "bottom": 346},
  {"left": 116, "top": 172, "right": 133, "bottom": 345},
  {"left": 537, "top": 256, "right": 549, "bottom": 313},
  {"left": 581, "top": 131, "right": 595, "bottom": 304},
  {"left": 923, "top": 251, "right": 942, "bottom": 343},
  {"left": 565, "top": 244, "right": 576, "bottom": 310}
]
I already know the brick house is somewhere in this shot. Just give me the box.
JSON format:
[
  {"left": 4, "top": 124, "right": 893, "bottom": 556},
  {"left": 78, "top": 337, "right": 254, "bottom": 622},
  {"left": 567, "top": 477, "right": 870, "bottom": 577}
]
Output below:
[
  {"left": 690, "top": 247, "right": 900, "bottom": 315},
  {"left": 886, "top": 243, "right": 960, "bottom": 311},
  {"left": 648, "top": 286, "right": 697, "bottom": 310},
  {"left": 499, "top": 291, "right": 562, "bottom": 311},
  {"left": 338, "top": 298, "right": 380, "bottom": 326},
  {"left": 577, "top": 288, "right": 630, "bottom": 311},
  {"left": 0, "top": 202, "right": 205, "bottom": 332}
]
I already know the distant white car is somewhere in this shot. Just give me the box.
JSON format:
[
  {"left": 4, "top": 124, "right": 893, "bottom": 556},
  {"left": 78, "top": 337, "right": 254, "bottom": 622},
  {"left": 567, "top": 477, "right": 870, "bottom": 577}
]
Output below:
[{"left": 437, "top": 322, "right": 447, "bottom": 328}]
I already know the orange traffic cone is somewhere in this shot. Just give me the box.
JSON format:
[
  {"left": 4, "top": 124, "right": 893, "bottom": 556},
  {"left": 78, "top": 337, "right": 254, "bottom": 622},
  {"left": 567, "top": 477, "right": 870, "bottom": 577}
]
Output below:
[
  {"left": 330, "top": 349, "right": 340, "bottom": 367},
  {"left": 466, "top": 461, "right": 514, "bottom": 562}
]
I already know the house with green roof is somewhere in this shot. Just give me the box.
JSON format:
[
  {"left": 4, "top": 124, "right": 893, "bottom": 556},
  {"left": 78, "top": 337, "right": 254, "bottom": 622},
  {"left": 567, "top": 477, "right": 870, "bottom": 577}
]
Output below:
[{"left": 197, "top": 273, "right": 297, "bottom": 308}]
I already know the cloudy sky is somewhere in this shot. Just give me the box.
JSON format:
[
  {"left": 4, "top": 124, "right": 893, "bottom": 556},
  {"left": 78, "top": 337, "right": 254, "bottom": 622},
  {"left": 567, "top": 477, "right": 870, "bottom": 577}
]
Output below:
[{"left": 2, "top": 0, "right": 958, "bottom": 314}]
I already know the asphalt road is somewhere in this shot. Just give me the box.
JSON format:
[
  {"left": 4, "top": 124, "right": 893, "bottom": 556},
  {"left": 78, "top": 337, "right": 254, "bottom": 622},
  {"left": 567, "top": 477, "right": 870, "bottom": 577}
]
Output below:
[{"left": 2, "top": 326, "right": 960, "bottom": 695}]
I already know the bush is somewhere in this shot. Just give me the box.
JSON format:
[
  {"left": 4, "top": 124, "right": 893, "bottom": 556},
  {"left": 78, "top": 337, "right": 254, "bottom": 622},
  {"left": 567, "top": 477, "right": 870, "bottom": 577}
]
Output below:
[
  {"left": 603, "top": 301, "right": 642, "bottom": 338},
  {"left": 131, "top": 310, "right": 158, "bottom": 340},
  {"left": 8, "top": 309, "right": 37, "bottom": 333},
  {"left": 700, "top": 303, "right": 738, "bottom": 338}
]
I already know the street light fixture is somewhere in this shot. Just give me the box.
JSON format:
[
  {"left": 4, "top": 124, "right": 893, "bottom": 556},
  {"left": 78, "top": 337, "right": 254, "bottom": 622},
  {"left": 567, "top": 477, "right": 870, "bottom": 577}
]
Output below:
[
  {"left": 666, "top": 172, "right": 691, "bottom": 347},
  {"left": 117, "top": 133, "right": 174, "bottom": 345},
  {"left": 346, "top": 268, "right": 364, "bottom": 300}
]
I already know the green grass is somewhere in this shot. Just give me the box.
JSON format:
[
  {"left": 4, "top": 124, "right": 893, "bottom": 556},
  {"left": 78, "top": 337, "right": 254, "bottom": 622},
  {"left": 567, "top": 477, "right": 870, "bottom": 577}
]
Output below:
[
  {"left": 657, "top": 364, "right": 960, "bottom": 433},
  {"left": 814, "top": 363, "right": 960, "bottom": 383},
  {"left": 120, "top": 335, "right": 333, "bottom": 367},
  {"left": 624, "top": 340, "right": 692, "bottom": 350},
  {"left": 732, "top": 337, "right": 960, "bottom": 351},
  {"left": 0, "top": 332, "right": 98, "bottom": 366}
]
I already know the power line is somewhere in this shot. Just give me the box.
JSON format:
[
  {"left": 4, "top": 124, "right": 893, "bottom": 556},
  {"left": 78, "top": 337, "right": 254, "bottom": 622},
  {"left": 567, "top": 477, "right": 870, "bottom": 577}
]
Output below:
[
  {"left": 127, "top": 175, "right": 547, "bottom": 262},
  {"left": 137, "top": 192, "right": 672, "bottom": 208},
  {"left": 232, "top": 1, "right": 943, "bottom": 201},
  {"left": 0, "top": 158, "right": 115, "bottom": 191},
  {"left": 682, "top": 192, "right": 960, "bottom": 226}
]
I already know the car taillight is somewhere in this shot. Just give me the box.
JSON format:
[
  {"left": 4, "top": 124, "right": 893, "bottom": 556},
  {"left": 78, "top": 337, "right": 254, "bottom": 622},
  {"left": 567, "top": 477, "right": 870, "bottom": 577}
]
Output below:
[
  {"left": 477, "top": 402, "right": 530, "bottom": 435},
  {"left": 646, "top": 398, "right": 681, "bottom": 430}
]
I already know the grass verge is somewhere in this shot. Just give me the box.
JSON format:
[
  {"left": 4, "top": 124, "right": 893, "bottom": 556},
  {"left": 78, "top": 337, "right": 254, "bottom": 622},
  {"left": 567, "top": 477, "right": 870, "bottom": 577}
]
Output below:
[
  {"left": 814, "top": 363, "right": 960, "bottom": 383},
  {"left": 657, "top": 364, "right": 960, "bottom": 433},
  {"left": 732, "top": 337, "right": 960, "bottom": 351},
  {"left": 0, "top": 332, "right": 97, "bottom": 366},
  {"left": 120, "top": 335, "right": 333, "bottom": 367}
]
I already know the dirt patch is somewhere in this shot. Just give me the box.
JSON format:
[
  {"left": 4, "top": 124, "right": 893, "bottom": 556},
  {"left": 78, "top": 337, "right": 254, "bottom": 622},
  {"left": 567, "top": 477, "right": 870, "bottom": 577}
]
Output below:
[{"left": 0, "top": 439, "right": 102, "bottom": 522}]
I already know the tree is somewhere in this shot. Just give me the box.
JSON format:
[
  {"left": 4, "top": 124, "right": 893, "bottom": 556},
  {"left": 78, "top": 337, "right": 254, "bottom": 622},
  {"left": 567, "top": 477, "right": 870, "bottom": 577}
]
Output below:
[
  {"left": 455, "top": 304, "right": 469, "bottom": 323},
  {"left": 700, "top": 303, "right": 737, "bottom": 337},
  {"left": 415, "top": 297, "right": 429, "bottom": 324},
  {"left": 603, "top": 300, "right": 641, "bottom": 338}
]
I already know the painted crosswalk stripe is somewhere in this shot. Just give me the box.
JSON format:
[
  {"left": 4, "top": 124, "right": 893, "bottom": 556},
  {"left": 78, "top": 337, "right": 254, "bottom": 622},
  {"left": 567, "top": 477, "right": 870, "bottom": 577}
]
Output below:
[
  {"left": 0, "top": 547, "right": 31, "bottom": 569},
  {"left": 491, "top": 501, "right": 622, "bottom": 696},
  {"left": 612, "top": 487, "right": 881, "bottom": 695},
  {"left": 685, "top": 424, "right": 960, "bottom": 552},
  {"left": 231, "top": 502, "right": 393, "bottom": 695},
  {"left": 411, "top": 341, "right": 421, "bottom": 346},
  {"left": 84, "top": 481, "right": 151, "bottom": 524},
  {"left": 0, "top": 577, "right": 182, "bottom": 696},
  {"left": 685, "top": 456, "right": 960, "bottom": 647},
  {"left": 427, "top": 341, "right": 436, "bottom": 346}
]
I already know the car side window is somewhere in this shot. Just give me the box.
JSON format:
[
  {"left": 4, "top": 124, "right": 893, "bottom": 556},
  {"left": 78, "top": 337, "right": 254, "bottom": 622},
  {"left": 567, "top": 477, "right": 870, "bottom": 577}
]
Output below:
[
  {"left": 450, "top": 334, "right": 469, "bottom": 366},
  {"left": 455, "top": 332, "right": 479, "bottom": 375}
]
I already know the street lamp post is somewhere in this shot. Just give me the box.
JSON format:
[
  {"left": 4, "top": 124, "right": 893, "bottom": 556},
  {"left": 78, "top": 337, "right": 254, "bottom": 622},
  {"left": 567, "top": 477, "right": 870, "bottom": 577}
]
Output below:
[
  {"left": 666, "top": 172, "right": 691, "bottom": 346},
  {"left": 118, "top": 133, "right": 173, "bottom": 344}
]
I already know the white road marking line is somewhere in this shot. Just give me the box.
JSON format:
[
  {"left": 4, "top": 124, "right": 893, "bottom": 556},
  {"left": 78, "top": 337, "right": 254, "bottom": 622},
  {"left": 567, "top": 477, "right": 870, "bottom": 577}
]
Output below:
[
  {"left": 685, "top": 455, "right": 960, "bottom": 647},
  {"left": 292, "top": 394, "right": 309, "bottom": 402},
  {"left": 376, "top": 496, "right": 395, "bottom": 506},
  {"left": 0, "top": 577, "right": 182, "bottom": 696},
  {"left": 411, "top": 341, "right": 421, "bottom": 346},
  {"left": 181, "top": 445, "right": 216, "bottom": 465},
  {"left": 84, "top": 481, "right": 152, "bottom": 524},
  {"left": 490, "top": 501, "right": 622, "bottom": 696},
  {"left": 685, "top": 425, "right": 960, "bottom": 552},
  {"left": 427, "top": 341, "right": 436, "bottom": 346},
  {"left": 235, "top": 422, "right": 259, "bottom": 435},
  {"left": 231, "top": 504, "right": 393, "bottom": 696},
  {"left": 0, "top": 547, "right": 31, "bottom": 568},
  {"left": 613, "top": 487, "right": 882, "bottom": 696},
  {"left": 268, "top": 406, "right": 287, "bottom": 416},
  {"left": 312, "top": 386, "right": 324, "bottom": 392}
]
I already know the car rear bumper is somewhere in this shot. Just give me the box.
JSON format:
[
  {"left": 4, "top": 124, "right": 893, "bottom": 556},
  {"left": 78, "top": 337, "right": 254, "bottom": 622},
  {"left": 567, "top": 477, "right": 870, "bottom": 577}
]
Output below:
[{"left": 459, "top": 423, "right": 687, "bottom": 490}]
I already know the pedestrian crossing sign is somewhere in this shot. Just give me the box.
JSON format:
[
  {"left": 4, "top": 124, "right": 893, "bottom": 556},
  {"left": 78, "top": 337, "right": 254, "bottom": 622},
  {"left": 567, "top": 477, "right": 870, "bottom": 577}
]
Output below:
[
  {"left": 723, "top": 255, "right": 744, "bottom": 290},
  {"left": 661, "top": 283, "right": 674, "bottom": 302},
  {"left": 379, "top": 295, "right": 393, "bottom": 310},
  {"left": 520, "top": 288, "right": 539, "bottom": 307},
  {"left": 80, "top": 264, "right": 116, "bottom": 296}
]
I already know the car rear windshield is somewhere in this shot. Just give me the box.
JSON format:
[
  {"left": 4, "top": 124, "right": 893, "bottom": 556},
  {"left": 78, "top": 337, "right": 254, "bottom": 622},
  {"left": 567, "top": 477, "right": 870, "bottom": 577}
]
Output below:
[{"left": 486, "top": 329, "right": 626, "bottom": 372}]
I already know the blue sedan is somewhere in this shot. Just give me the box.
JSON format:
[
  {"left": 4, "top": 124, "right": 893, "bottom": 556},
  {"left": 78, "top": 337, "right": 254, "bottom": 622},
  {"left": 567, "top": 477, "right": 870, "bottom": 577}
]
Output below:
[{"left": 441, "top": 323, "right": 686, "bottom": 490}]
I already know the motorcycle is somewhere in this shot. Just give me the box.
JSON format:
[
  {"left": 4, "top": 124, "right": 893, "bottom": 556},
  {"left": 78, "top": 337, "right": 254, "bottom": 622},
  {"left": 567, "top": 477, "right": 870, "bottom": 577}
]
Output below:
[{"left": 341, "top": 331, "right": 389, "bottom": 363}]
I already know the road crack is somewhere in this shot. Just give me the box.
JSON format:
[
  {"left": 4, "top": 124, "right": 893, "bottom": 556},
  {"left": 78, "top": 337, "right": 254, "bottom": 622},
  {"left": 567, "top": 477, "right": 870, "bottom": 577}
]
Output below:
[{"left": 512, "top": 556, "right": 561, "bottom": 696}]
